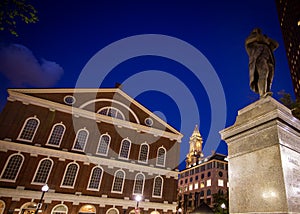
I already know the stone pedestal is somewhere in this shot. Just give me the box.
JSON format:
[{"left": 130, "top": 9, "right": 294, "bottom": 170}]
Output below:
[{"left": 220, "top": 96, "right": 300, "bottom": 214}]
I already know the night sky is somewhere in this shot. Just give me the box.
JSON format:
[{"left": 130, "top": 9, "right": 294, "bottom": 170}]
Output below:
[{"left": 0, "top": 0, "right": 294, "bottom": 168}]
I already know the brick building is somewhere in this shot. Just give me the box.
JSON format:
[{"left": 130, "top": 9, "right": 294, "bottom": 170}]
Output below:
[
  {"left": 177, "top": 126, "right": 228, "bottom": 213},
  {"left": 0, "top": 87, "right": 183, "bottom": 214}
]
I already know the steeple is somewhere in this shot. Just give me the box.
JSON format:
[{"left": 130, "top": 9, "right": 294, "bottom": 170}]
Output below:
[{"left": 186, "top": 125, "right": 204, "bottom": 167}]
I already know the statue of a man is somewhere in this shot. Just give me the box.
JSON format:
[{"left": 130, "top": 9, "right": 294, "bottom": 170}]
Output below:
[{"left": 245, "top": 28, "right": 278, "bottom": 98}]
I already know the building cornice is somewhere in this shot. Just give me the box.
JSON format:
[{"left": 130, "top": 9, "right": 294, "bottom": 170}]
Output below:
[{"left": 0, "top": 140, "right": 178, "bottom": 178}]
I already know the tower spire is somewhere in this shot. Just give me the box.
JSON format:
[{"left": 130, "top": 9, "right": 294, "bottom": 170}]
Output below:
[{"left": 186, "top": 125, "right": 204, "bottom": 167}]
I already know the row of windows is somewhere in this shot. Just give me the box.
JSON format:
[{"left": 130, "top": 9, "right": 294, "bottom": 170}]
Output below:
[
  {"left": 17, "top": 116, "right": 167, "bottom": 166},
  {"left": 179, "top": 171, "right": 224, "bottom": 185},
  {"left": 0, "top": 154, "right": 164, "bottom": 197},
  {"left": 0, "top": 201, "right": 161, "bottom": 214},
  {"left": 180, "top": 179, "right": 226, "bottom": 193},
  {"left": 180, "top": 161, "right": 227, "bottom": 178}
]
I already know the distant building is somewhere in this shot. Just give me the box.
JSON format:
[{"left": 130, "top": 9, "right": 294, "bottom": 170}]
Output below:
[
  {"left": 0, "top": 88, "right": 183, "bottom": 214},
  {"left": 177, "top": 126, "right": 228, "bottom": 213},
  {"left": 275, "top": 0, "right": 300, "bottom": 98}
]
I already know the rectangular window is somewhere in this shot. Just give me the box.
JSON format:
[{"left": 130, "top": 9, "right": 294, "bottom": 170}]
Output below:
[
  {"left": 190, "top": 169, "right": 194, "bottom": 175},
  {"left": 200, "top": 165, "right": 205, "bottom": 172},
  {"left": 185, "top": 171, "right": 189, "bottom": 177},
  {"left": 207, "top": 162, "right": 212, "bottom": 169},
  {"left": 194, "top": 183, "right": 199, "bottom": 190},
  {"left": 200, "top": 182, "right": 205, "bottom": 188},
  {"left": 207, "top": 179, "right": 211, "bottom": 187},
  {"left": 218, "top": 179, "right": 224, "bottom": 187},
  {"left": 195, "top": 166, "right": 200, "bottom": 173},
  {"left": 189, "top": 184, "right": 193, "bottom": 191}
]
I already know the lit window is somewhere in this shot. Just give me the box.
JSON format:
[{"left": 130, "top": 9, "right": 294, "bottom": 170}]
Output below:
[
  {"left": 32, "top": 158, "right": 53, "bottom": 184},
  {"left": 52, "top": 204, "right": 68, "bottom": 214},
  {"left": 138, "top": 143, "right": 149, "bottom": 163},
  {"left": 20, "top": 202, "right": 37, "bottom": 214},
  {"left": 61, "top": 162, "right": 79, "bottom": 188},
  {"left": 200, "top": 182, "right": 205, "bottom": 188},
  {"left": 194, "top": 183, "right": 199, "bottom": 190},
  {"left": 97, "top": 134, "right": 111, "bottom": 156},
  {"left": 79, "top": 205, "right": 96, "bottom": 214},
  {"left": 152, "top": 176, "right": 163, "bottom": 197},
  {"left": 98, "top": 107, "right": 125, "bottom": 120},
  {"left": 47, "top": 123, "right": 65, "bottom": 147},
  {"left": 88, "top": 166, "right": 103, "bottom": 191},
  {"left": 73, "top": 128, "right": 89, "bottom": 151},
  {"left": 207, "top": 179, "right": 211, "bottom": 187},
  {"left": 107, "top": 208, "right": 119, "bottom": 214},
  {"left": 0, "top": 200, "right": 5, "bottom": 214},
  {"left": 17, "top": 116, "right": 40, "bottom": 142},
  {"left": 119, "top": 139, "right": 131, "bottom": 159},
  {"left": 0, "top": 154, "right": 24, "bottom": 182},
  {"left": 218, "top": 179, "right": 224, "bottom": 187},
  {"left": 133, "top": 173, "right": 145, "bottom": 195},
  {"left": 112, "top": 170, "right": 125, "bottom": 193},
  {"left": 156, "top": 147, "right": 166, "bottom": 167},
  {"left": 189, "top": 184, "right": 193, "bottom": 191}
]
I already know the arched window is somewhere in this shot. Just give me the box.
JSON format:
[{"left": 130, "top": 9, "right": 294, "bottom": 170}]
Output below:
[
  {"left": 119, "top": 139, "right": 131, "bottom": 159},
  {"left": 133, "top": 173, "right": 145, "bottom": 195},
  {"left": 138, "top": 143, "right": 149, "bottom": 163},
  {"left": 152, "top": 176, "right": 163, "bottom": 198},
  {"left": 73, "top": 128, "right": 89, "bottom": 151},
  {"left": 87, "top": 166, "right": 103, "bottom": 191},
  {"left": 156, "top": 147, "right": 166, "bottom": 167},
  {"left": 0, "top": 153, "right": 24, "bottom": 182},
  {"left": 32, "top": 158, "right": 53, "bottom": 184},
  {"left": 111, "top": 170, "right": 125, "bottom": 193},
  {"left": 20, "top": 202, "right": 37, "bottom": 214},
  {"left": 106, "top": 208, "right": 119, "bottom": 214},
  {"left": 17, "top": 116, "right": 40, "bottom": 142},
  {"left": 0, "top": 200, "right": 5, "bottom": 214},
  {"left": 97, "top": 134, "right": 111, "bottom": 156},
  {"left": 51, "top": 204, "right": 68, "bottom": 214},
  {"left": 47, "top": 123, "right": 66, "bottom": 146},
  {"left": 79, "top": 205, "right": 96, "bottom": 214},
  {"left": 98, "top": 106, "right": 125, "bottom": 120},
  {"left": 61, "top": 162, "right": 79, "bottom": 188}
]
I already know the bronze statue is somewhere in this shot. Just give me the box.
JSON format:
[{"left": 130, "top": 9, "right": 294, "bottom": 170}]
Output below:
[{"left": 245, "top": 28, "right": 278, "bottom": 98}]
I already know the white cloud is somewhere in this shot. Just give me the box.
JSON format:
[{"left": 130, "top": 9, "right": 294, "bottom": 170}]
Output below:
[{"left": 0, "top": 44, "right": 64, "bottom": 87}]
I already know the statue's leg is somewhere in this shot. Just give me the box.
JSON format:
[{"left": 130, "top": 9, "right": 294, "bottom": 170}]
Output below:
[{"left": 257, "top": 61, "right": 269, "bottom": 97}]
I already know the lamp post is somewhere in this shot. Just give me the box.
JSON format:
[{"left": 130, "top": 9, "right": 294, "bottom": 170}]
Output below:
[
  {"left": 177, "top": 208, "right": 182, "bottom": 214},
  {"left": 35, "top": 184, "right": 49, "bottom": 214},
  {"left": 135, "top": 195, "right": 142, "bottom": 214},
  {"left": 221, "top": 203, "right": 226, "bottom": 214}
]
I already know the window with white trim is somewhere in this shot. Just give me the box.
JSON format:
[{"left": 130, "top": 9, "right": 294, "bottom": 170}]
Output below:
[
  {"left": 112, "top": 170, "right": 125, "bottom": 193},
  {"left": 98, "top": 106, "right": 125, "bottom": 120},
  {"left": 79, "top": 205, "right": 96, "bottom": 213},
  {"left": 73, "top": 128, "right": 89, "bottom": 151},
  {"left": 133, "top": 173, "right": 145, "bottom": 195},
  {"left": 51, "top": 204, "right": 68, "bottom": 214},
  {"left": 20, "top": 202, "right": 37, "bottom": 214},
  {"left": 119, "top": 139, "right": 131, "bottom": 159},
  {"left": 0, "top": 153, "right": 24, "bottom": 182},
  {"left": 17, "top": 116, "right": 40, "bottom": 142},
  {"left": 152, "top": 176, "right": 163, "bottom": 197},
  {"left": 47, "top": 123, "right": 65, "bottom": 146},
  {"left": 87, "top": 166, "right": 103, "bottom": 191},
  {"left": 106, "top": 208, "right": 119, "bottom": 214},
  {"left": 156, "top": 147, "right": 166, "bottom": 167},
  {"left": 138, "top": 143, "right": 149, "bottom": 163},
  {"left": 61, "top": 162, "right": 79, "bottom": 188},
  {"left": 97, "top": 134, "right": 111, "bottom": 155},
  {"left": 32, "top": 158, "right": 53, "bottom": 184}
]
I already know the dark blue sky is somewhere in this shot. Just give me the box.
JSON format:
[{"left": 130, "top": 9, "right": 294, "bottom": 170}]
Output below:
[{"left": 0, "top": 0, "right": 294, "bottom": 166}]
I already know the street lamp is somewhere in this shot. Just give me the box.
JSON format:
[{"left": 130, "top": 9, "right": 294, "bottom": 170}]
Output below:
[
  {"left": 221, "top": 203, "right": 226, "bottom": 214},
  {"left": 177, "top": 208, "right": 182, "bottom": 213},
  {"left": 35, "top": 184, "right": 49, "bottom": 214},
  {"left": 135, "top": 195, "right": 142, "bottom": 213}
]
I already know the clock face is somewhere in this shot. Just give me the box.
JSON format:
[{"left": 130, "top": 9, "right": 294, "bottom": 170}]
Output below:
[{"left": 144, "top": 117, "right": 153, "bottom": 127}]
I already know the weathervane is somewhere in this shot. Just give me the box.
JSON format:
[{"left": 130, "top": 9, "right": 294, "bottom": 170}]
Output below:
[{"left": 245, "top": 28, "right": 278, "bottom": 98}]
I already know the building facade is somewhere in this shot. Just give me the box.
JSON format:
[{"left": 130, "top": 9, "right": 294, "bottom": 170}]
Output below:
[
  {"left": 177, "top": 126, "right": 228, "bottom": 213},
  {"left": 275, "top": 0, "right": 300, "bottom": 98},
  {"left": 0, "top": 88, "right": 183, "bottom": 214}
]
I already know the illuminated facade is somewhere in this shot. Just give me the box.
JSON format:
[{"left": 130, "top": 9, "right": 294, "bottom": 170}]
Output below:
[
  {"left": 0, "top": 88, "right": 182, "bottom": 214},
  {"left": 178, "top": 126, "right": 228, "bottom": 213},
  {"left": 275, "top": 0, "right": 300, "bottom": 98}
]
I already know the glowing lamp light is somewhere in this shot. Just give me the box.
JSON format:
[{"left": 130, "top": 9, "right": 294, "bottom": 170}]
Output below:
[{"left": 41, "top": 184, "right": 49, "bottom": 192}]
